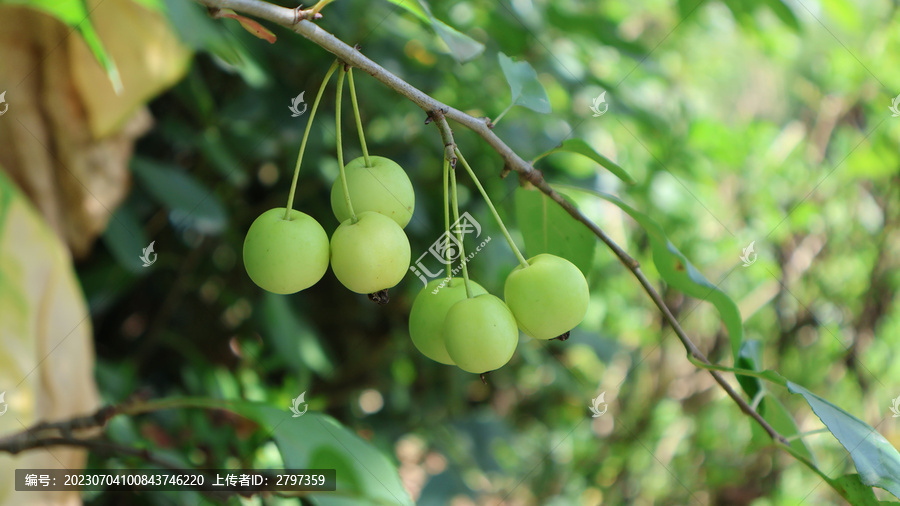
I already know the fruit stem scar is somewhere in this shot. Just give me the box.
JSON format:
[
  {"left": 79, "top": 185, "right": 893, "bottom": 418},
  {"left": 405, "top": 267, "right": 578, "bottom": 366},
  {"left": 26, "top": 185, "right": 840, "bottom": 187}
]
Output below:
[
  {"left": 336, "top": 67, "right": 358, "bottom": 223},
  {"left": 284, "top": 60, "right": 339, "bottom": 221},
  {"left": 347, "top": 68, "right": 371, "bottom": 167},
  {"left": 450, "top": 166, "right": 473, "bottom": 298},
  {"left": 455, "top": 147, "right": 529, "bottom": 268}
]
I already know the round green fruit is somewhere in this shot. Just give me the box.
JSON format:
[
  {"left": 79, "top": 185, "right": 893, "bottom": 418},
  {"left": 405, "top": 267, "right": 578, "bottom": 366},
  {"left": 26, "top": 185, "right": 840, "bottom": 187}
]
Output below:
[
  {"left": 443, "top": 294, "right": 519, "bottom": 373},
  {"left": 331, "top": 156, "right": 415, "bottom": 228},
  {"left": 504, "top": 254, "right": 589, "bottom": 339},
  {"left": 409, "top": 278, "right": 488, "bottom": 365},
  {"left": 330, "top": 211, "right": 411, "bottom": 294},
  {"left": 242, "top": 208, "right": 330, "bottom": 294}
]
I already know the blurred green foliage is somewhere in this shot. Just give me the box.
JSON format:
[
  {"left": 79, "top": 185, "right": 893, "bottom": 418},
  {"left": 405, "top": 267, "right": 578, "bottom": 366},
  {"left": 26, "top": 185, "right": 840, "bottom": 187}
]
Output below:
[{"left": 38, "top": 0, "right": 900, "bottom": 503}]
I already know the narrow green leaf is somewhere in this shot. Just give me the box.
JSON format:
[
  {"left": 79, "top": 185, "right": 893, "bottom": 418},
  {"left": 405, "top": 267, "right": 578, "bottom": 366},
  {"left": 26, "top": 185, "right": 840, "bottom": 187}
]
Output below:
[
  {"left": 7, "top": 0, "right": 122, "bottom": 92},
  {"left": 788, "top": 381, "right": 900, "bottom": 499},
  {"left": 260, "top": 293, "right": 335, "bottom": 379},
  {"left": 534, "top": 139, "right": 635, "bottom": 184},
  {"left": 131, "top": 157, "right": 228, "bottom": 235},
  {"left": 559, "top": 186, "right": 758, "bottom": 395},
  {"left": 514, "top": 187, "right": 596, "bottom": 276},
  {"left": 498, "top": 53, "right": 551, "bottom": 113},
  {"left": 758, "top": 396, "right": 815, "bottom": 463},
  {"left": 382, "top": 0, "right": 430, "bottom": 23}
]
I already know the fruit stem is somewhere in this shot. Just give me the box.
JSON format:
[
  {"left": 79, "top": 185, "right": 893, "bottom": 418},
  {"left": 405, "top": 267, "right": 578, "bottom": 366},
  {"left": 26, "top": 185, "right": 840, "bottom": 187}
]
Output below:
[
  {"left": 442, "top": 158, "right": 452, "bottom": 268},
  {"left": 284, "top": 61, "right": 339, "bottom": 221},
  {"left": 347, "top": 68, "right": 371, "bottom": 168},
  {"left": 450, "top": 167, "right": 473, "bottom": 298},
  {"left": 455, "top": 148, "right": 529, "bottom": 268},
  {"left": 336, "top": 67, "right": 358, "bottom": 224}
]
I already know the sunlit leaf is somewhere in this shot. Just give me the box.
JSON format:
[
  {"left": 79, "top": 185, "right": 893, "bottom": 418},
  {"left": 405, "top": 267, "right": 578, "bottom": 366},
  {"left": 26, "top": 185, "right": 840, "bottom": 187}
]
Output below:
[
  {"left": 534, "top": 139, "right": 635, "bottom": 184},
  {"left": 498, "top": 52, "right": 551, "bottom": 113},
  {"left": 7, "top": 0, "right": 122, "bottom": 92},
  {"left": 431, "top": 19, "right": 484, "bottom": 62},
  {"left": 383, "top": 0, "right": 484, "bottom": 62},
  {"left": 788, "top": 382, "right": 900, "bottom": 500}
]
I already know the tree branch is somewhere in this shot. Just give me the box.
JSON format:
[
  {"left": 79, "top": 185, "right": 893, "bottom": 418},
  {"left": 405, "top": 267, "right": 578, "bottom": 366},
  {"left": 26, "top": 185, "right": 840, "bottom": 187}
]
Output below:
[{"left": 196, "top": 0, "right": 787, "bottom": 445}]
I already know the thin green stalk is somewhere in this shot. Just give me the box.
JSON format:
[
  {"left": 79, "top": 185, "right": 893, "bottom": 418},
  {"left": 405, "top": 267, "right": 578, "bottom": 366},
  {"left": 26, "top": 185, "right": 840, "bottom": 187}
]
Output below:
[
  {"left": 450, "top": 168, "right": 473, "bottom": 298},
  {"left": 336, "top": 68, "right": 358, "bottom": 224},
  {"left": 492, "top": 103, "right": 513, "bottom": 126},
  {"left": 347, "top": 68, "right": 371, "bottom": 167},
  {"left": 455, "top": 148, "right": 529, "bottom": 268},
  {"left": 442, "top": 158, "right": 452, "bottom": 270},
  {"left": 284, "top": 61, "right": 339, "bottom": 220},
  {"left": 784, "top": 428, "right": 830, "bottom": 443}
]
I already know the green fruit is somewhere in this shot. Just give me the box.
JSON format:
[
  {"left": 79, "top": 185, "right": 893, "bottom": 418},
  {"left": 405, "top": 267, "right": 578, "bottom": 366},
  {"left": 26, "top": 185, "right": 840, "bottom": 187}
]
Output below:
[
  {"left": 409, "top": 278, "right": 488, "bottom": 365},
  {"left": 443, "top": 294, "right": 519, "bottom": 373},
  {"left": 330, "top": 211, "right": 411, "bottom": 294},
  {"left": 331, "top": 156, "right": 415, "bottom": 228},
  {"left": 242, "top": 208, "right": 330, "bottom": 294},
  {"left": 504, "top": 254, "right": 589, "bottom": 339}
]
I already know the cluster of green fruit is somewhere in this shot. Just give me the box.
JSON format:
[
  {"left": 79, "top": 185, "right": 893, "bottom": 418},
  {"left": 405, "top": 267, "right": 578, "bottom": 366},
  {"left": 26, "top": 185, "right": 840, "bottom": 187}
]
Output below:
[
  {"left": 242, "top": 64, "right": 415, "bottom": 296},
  {"left": 240, "top": 61, "right": 591, "bottom": 376},
  {"left": 408, "top": 152, "right": 590, "bottom": 374}
]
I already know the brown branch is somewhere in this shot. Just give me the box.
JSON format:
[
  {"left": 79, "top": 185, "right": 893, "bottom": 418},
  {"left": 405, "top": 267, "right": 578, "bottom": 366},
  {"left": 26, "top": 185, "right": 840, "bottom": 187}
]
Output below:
[{"left": 195, "top": 0, "right": 787, "bottom": 445}]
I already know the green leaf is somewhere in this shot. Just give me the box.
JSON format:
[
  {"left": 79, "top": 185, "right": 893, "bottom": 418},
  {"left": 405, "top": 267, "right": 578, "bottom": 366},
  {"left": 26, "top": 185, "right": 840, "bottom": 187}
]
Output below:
[
  {"left": 7, "top": 0, "right": 122, "bottom": 92},
  {"left": 788, "top": 381, "right": 900, "bottom": 499},
  {"left": 383, "top": 0, "right": 484, "bottom": 62},
  {"left": 131, "top": 157, "right": 228, "bottom": 235},
  {"left": 260, "top": 293, "right": 335, "bottom": 379},
  {"left": 758, "top": 396, "right": 815, "bottom": 463},
  {"left": 101, "top": 202, "right": 149, "bottom": 274},
  {"left": 382, "top": 0, "right": 430, "bottom": 23},
  {"left": 498, "top": 53, "right": 551, "bottom": 114},
  {"left": 762, "top": 0, "right": 801, "bottom": 31},
  {"left": 431, "top": 19, "right": 485, "bottom": 63},
  {"left": 830, "top": 474, "right": 881, "bottom": 505},
  {"left": 141, "top": 398, "right": 413, "bottom": 505},
  {"left": 560, "top": 186, "right": 757, "bottom": 395},
  {"left": 514, "top": 187, "right": 596, "bottom": 276},
  {"left": 534, "top": 139, "right": 635, "bottom": 184}
]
